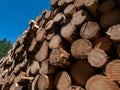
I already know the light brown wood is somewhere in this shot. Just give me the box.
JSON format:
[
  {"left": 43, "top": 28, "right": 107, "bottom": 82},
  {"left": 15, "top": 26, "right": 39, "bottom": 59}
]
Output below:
[
  {"left": 71, "top": 61, "right": 94, "bottom": 87},
  {"left": 80, "top": 21, "right": 100, "bottom": 39},
  {"left": 49, "top": 34, "right": 62, "bottom": 49},
  {"left": 29, "top": 20, "right": 36, "bottom": 26},
  {"left": 93, "top": 37, "right": 112, "bottom": 52},
  {"left": 64, "top": 4, "right": 76, "bottom": 16},
  {"left": 85, "top": 74, "right": 120, "bottom": 90},
  {"left": 88, "top": 48, "right": 108, "bottom": 68},
  {"left": 49, "top": 48, "right": 70, "bottom": 67},
  {"left": 50, "top": 0, "right": 58, "bottom": 7},
  {"left": 74, "top": 0, "right": 85, "bottom": 9},
  {"left": 32, "top": 75, "right": 40, "bottom": 90},
  {"left": 28, "top": 38, "right": 37, "bottom": 52},
  {"left": 69, "top": 85, "right": 85, "bottom": 90},
  {"left": 105, "top": 60, "right": 120, "bottom": 83},
  {"left": 60, "top": 23, "right": 76, "bottom": 43},
  {"left": 100, "top": 10, "right": 120, "bottom": 29},
  {"left": 85, "top": 0, "right": 98, "bottom": 17},
  {"left": 55, "top": 71, "right": 71, "bottom": 90},
  {"left": 36, "top": 28, "right": 46, "bottom": 42},
  {"left": 58, "top": 0, "right": 66, "bottom": 7},
  {"left": 31, "top": 24, "right": 39, "bottom": 31},
  {"left": 66, "top": 0, "right": 74, "bottom": 4},
  {"left": 106, "top": 24, "right": 120, "bottom": 42},
  {"left": 45, "top": 20, "right": 54, "bottom": 30},
  {"left": 71, "top": 39, "right": 93, "bottom": 59},
  {"left": 42, "top": 10, "right": 53, "bottom": 20},
  {"left": 98, "top": 0, "right": 116, "bottom": 15},
  {"left": 35, "top": 40, "right": 48, "bottom": 62},
  {"left": 46, "top": 28, "right": 55, "bottom": 40},
  {"left": 35, "top": 15, "right": 41, "bottom": 25},
  {"left": 71, "top": 10, "right": 88, "bottom": 26}
]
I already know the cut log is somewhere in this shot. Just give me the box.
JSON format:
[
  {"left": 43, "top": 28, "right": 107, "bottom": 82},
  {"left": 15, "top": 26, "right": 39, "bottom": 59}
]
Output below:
[
  {"left": 28, "top": 38, "right": 37, "bottom": 52},
  {"left": 106, "top": 24, "right": 120, "bottom": 42},
  {"left": 55, "top": 71, "right": 71, "bottom": 90},
  {"left": 51, "top": 0, "right": 58, "bottom": 7},
  {"left": 31, "top": 24, "right": 39, "bottom": 31},
  {"left": 64, "top": 4, "right": 76, "bottom": 16},
  {"left": 58, "top": 0, "right": 66, "bottom": 7},
  {"left": 35, "top": 15, "right": 41, "bottom": 25},
  {"left": 42, "top": 10, "right": 53, "bottom": 20},
  {"left": 32, "top": 75, "right": 40, "bottom": 90},
  {"left": 36, "top": 28, "right": 46, "bottom": 42},
  {"left": 60, "top": 23, "right": 76, "bottom": 43},
  {"left": 29, "top": 20, "right": 36, "bottom": 26},
  {"left": 71, "top": 39, "right": 92, "bottom": 59},
  {"left": 35, "top": 40, "right": 48, "bottom": 62},
  {"left": 74, "top": 0, "right": 85, "bottom": 9},
  {"left": 10, "top": 83, "right": 22, "bottom": 90},
  {"left": 71, "top": 10, "right": 88, "bottom": 26},
  {"left": 45, "top": 20, "right": 54, "bottom": 30},
  {"left": 69, "top": 85, "right": 85, "bottom": 90},
  {"left": 49, "top": 48, "right": 70, "bottom": 67},
  {"left": 14, "top": 72, "right": 26, "bottom": 83},
  {"left": 105, "top": 60, "right": 120, "bottom": 83},
  {"left": 93, "top": 37, "right": 112, "bottom": 52},
  {"left": 49, "top": 34, "right": 62, "bottom": 49},
  {"left": 85, "top": 0, "right": 98, "bottom": 17},
  {"left": 100, "top": 10, "right": 120, "bottom": 29},
  {"left": 88, "top": 48, "right": 108, "bottom": 68},
  {"left": 98, "top": 0, "right": 116, "bottom": 15},
  {"left": 37, "top": 75, "right": 49, "bottom": 90},
  {"left": 46, "top": 28, "right": 55, "bottom": 40},
  {"left": 30, "top": 61, "right": 40, "bottom": 75},
  {"left": 80, "top": 21, "right": 100, "bottom": 40},
  {"left": 66, "top": 0, "right": 74, "bottom": 4},
  {"left": 85, "top": 74, "right": 120, "bottom": 90},
  {"left": 71, "top": 61, "right": 94, "bottom": 87}
]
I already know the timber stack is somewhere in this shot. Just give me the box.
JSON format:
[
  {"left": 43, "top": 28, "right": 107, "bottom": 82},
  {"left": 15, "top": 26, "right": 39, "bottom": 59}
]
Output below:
[{"left": 0, "top": 0, "right": 120, "bottom": 90}]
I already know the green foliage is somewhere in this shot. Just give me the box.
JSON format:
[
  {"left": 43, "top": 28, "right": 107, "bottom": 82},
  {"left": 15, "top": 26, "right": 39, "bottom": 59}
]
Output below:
[{"left": 0, "top": 38, "right": 12, "bottom": 59}]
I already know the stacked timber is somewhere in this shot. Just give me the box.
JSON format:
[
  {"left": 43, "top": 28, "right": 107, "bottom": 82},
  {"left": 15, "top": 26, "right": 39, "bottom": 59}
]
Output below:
[{"left": 0, "top": 0, "right": 120, "bottom": 90}]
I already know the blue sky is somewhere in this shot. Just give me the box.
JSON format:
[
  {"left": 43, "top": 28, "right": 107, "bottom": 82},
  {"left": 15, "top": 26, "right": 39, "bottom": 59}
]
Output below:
[{"left": 0, "top": 0, "right": 50, "bottom": 43}]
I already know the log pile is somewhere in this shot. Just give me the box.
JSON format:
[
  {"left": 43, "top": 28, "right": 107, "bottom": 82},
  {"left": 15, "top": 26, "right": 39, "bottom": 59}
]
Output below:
[{"left": 0, "top": 0, "right": 120, "bottom": 90}]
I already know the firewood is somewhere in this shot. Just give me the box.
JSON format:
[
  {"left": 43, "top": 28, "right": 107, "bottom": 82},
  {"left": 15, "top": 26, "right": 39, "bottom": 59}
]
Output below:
[
  {"left": 106, "top": 24, "right": 120, "bottom": 42},
  {"left": 66, "top": 0, "right": 74, "bottom": 4},
  {"left": 100, "top": 10, "right": 120, "bottom": 29},
  {"left": 31, "top": 24, "right": 39, "bottom": 31},
  {"left": 71, "top": 61, "right": 94, "bottom": 87},
  {"left": 10, "top": 83, "right": 22, "bottom": 90},
  {"left": 36, "top": 28, "right": 46, "bottom": 42},
  {"left": 0, "top": 78, "right": 4, "bottom": 86},
  {"left": 88, "top": 48, "right": 108, "bottom": 68},
  {"left": 30, "top": 61, "right": 40, "bottom": 75},
  {"left": 49, "top": 48, "right": 70, "bottom": 67},
  {"left": 35, "top": 40, "right": 48, "bottom": 62},
  {"left": 46, "top": 29, "right": 55, "bottom": 40},
  {"left": 29, "top": 20, "right": 36, "bottom": 26},
  {"left": 85, "top": 74, "right": 120, "bottom": 90},
  {"left": 32, "top": 75, "right": 40, "bottom": 90},
  {"left": 71, "top": 39, "right": 93, "bottom": 59},
  {"left": 52, "top": 8, "right": 61, "bottom": 16},
  {"left": 93, "top": 37, "right": 112, "bottom": 52},
  {"left": 55, "top": 71, "right": 72, "bottom": 90},
  {"left": 105, "top": 60, "right": 120, "bottom": 84},
  {"left": 37, "top": 75, "right": 49, "bottom": 90},
  {"left": 28, "top": 38, "right": 37, "bottom": 52},
  {"left": 71, "top": 10, "right": 88, "bottom": 26},
  {"left": 38, "top": 17, "right": 46, "bottom": 27},
  {"left": 74, "top": 0, "right": 85, "bottom": 9},
  {"left": 49, "top": 34, "right": 62, "bottom": 49},
  {"left": 14, "top": 72, "right": 26, "bottom": 83},
  {"left": 80, "top": 21, "right": 100, "bottom": 40},
  {"left": 60, "top": 22, "right": 76, "bottom": 43},
  {"left": 42, "top": 10, "right": 53, "bottom": 20},
  {"left": 35, "top": 15, "right": 41, "bottom": 25},
  {"left": 58, "top": 0, "right": 66, "bottom": 7},
  {"left": 53, "top": 13, "right": 66, "bottom": 24},
  {"left": 85, "top": 0, "right": 98, "bottom": 17},
  {"left": 98, "top": 0, "right": 116, "bottom": 15},
  {"left": 69, "top": 85, "right": 85, "bottom": 90},
  {"left": 51, "top": 0, "right": 58, "bottom": 7},
  {"left": 45, "top": 20, "right": 54, "bottom": 30},
  {"left": 64, "top": 4, "right": 76, "bottom": 16},
  {"left": 39, "top": 59, "right": 49, "bottom": 75}
]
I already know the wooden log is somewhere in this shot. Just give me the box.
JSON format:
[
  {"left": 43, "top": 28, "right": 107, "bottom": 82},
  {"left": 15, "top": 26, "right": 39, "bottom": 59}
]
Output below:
[
  {"left": 85, "top": 74, "right": 120, "bottom": 90},
  {"left": 60, "top": 22, "right": 76, "bottom": 43},
  {"left": 74, "top": 0, "right": 85, "bottom": 9},
  {"left": 46, "top": 28, "right": 55, "bottom": 40},
  {"left": 35, "top": 15, "right": 41, "bottom": 25},
  {"left": 31, "top": 24, "right": 39, "bottom": 31},
  {"left": 71, "top": 61, "right": 94, "bottom": 87},
  {"left": 55, "top": 71, "right": 72, "bottom": 90},
  {"left": 80, "top": 21, "right": 100, "bottom": 40},
  {"left": 98, "top": 0, "right": 116, "bottom": 15},
  {"left": 49, "top": 34, "right": 62, "bottom": 49},
  {"left": 85, "top": 0, "right": 98, "bottom": 17},
  {"left": 71, "top": 39, "right": 93, "bottom": 60},
  {"left": 14, "top": 72, "right": 26, "bottom": 83},
  {"left": 10, "top": 83, "right": 22, "bottom": 90},
  {"left": 88, "top": 48, "right": 108, "bottom": 68},
  {"left": 53, "top": 13, "right": 66, "bottom": 24},
  {"left": 52, "top": 8, "right": 61, "bottom": 16},
  {"left": 64, "top": 4, "right": 76, "bottom": 16},
  {"left": 45, "top": 20, "right": 54, "bottom": 30},
  {"left": 100, "top": 10, "right": 120, "bottom": 29},
  {"left": 38, "top": 17, "right": 46, "bottom": 27},
  {"left": 28, "top": 38, "right": 37, "bottom": 52},
  {"left": 29, "top": 20, "right": 36, "bottom": 26},
  {"left": 42, "top": 10, "right": 53, "bottom": 20},
  {"left": 35, "top": 40, "right": 48, "bottom": 62},
  {"left": 105, "top": 60, "right": 120, "bottom": 84},
  {"left": 50, "top": 0, "right": 58, "bottom": 7},
  {"left": 37, "top": 75, "right": 49, "bottom": 90},
  {"left": 106, "top": 24, "right": 120, "bottom": 42},
  {"left": 32, "top": 75, "right": 40, "bottom": 90},
  {"left": 58, "top": 0, "right": 66, "bottom": 7},
  {"left": 0, "top": 78, "right": 4, "bottom": 86},
  {"left": 71, "top": 10, "right": 88, "bottom": 26},
  {"left": 49, "top": 48, "right": 70, "bottom": 67},
  {"left": 36, "top": 28, "right": 46, "bottom": 42},
  {"left": 93, "top": 37, "right": 112, "bottom": 52},
  {"left": 66, "top": 0, "right": 74, "bottom": 4},
  {"left": 69, "top": 85, "right": 85, "bottom": 90},
  {"left": 30, "top": 61, "right": 40, "bottom": 75}
]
